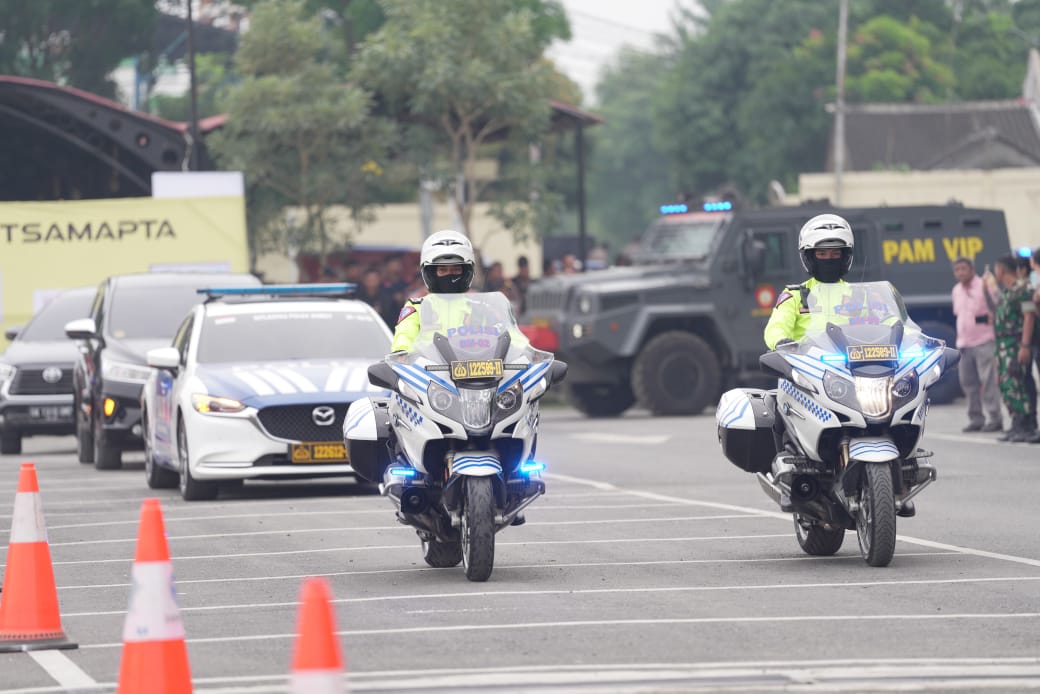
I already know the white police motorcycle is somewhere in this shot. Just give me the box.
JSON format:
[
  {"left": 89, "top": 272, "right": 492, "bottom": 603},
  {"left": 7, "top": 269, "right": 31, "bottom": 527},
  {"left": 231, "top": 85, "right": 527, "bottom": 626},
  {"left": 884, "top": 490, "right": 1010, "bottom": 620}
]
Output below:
[
  {"left": 344, "top": 292, "right": 566, "bottom": 581},
  {"left": 717, "top": 282, "right": 959, "bottom": 567}
]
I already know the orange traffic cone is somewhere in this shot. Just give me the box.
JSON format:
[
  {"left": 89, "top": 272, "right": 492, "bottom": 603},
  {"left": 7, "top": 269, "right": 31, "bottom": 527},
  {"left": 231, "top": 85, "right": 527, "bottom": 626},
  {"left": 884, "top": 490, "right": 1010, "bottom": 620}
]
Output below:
[
  {"left": 117, "top": 499, "right": 192, "bottom": 694},
  {"left": 291, "top": 578, "right": 345, "bottom": 694},
  {"left": 0, "top": 462, "right": 76, "bottom": 652}
]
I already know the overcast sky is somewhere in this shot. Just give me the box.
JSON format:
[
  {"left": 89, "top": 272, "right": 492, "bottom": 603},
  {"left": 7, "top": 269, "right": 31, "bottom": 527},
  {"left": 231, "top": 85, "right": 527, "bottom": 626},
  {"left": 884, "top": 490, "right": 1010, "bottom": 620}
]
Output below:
[{"left": 548, "top": 0, "right": 692, "bottom": 105}]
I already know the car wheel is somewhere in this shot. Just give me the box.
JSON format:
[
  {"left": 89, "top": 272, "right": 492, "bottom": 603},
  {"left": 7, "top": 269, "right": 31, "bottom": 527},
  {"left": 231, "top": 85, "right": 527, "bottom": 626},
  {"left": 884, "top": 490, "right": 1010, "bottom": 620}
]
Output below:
[
  {"left": 0, "top": 431, "right": 22, "bottom": 455},
  {"left": 143, "top": 411, "right": 178, "bottom": 489},
  {"left": 93, "top": 413, "right": 122, "bottom": 470},
  {"left": 177, "top": 418, "right": 218, "bottom": 501},
  {"left": 632, "top": 331, "right": 721, "bottom": 416},
  {"left": 565, "top": 383, "right": 636, "bottom": 417},
  {"left": 76, "top": 398, "right": 94, "bottom": 464}
]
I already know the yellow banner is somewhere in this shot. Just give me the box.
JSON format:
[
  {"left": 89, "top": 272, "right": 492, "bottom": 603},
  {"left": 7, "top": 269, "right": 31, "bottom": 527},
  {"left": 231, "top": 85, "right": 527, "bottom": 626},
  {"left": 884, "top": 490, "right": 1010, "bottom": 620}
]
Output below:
[{"left": 0, "top": 195, "right": 249, "bottom": 338}]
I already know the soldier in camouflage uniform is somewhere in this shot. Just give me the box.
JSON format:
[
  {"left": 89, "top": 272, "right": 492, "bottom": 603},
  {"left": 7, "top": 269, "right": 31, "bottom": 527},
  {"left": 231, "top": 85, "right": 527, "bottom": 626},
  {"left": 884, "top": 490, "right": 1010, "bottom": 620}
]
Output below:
[{"left": 991, "top": 256, "right": 1040, "bottom": 443}]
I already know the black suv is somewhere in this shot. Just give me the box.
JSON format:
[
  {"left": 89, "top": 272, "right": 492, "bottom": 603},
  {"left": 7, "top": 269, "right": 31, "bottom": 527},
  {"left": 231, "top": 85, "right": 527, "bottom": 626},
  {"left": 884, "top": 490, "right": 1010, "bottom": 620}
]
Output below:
[
  {"left": 65, "top": 272, "right": 260, "bottom": 469},
  {"left": 0, "top": 287, "right": 95, "bottom": 454}
]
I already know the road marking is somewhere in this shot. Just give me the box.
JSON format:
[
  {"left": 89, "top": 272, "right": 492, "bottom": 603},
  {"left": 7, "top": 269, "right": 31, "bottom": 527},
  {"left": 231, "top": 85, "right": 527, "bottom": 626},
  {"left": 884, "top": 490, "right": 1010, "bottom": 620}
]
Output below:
[
  {"left": 27, "top": 650, "right": 97, "bottom": 688},
  {"left": 55, "top": 552, "right": 958, "bottom": 591},
  {"left": 77, "top": 612, "right": 1040, "bottom": 649},
  {"left": 29, "top": 534, "right": 795, "bottom": 567},
  {"left": 929, "top": 432, "right": 1002, "bottom": 446},
  {"left": 544, "top": 473, "right": 1040, "bottom": 568},
  {"left": 570, "top": 432, "right": 671, "bottom": 445},
  {"left": 59, "top": 575, "right": 1040, "bottom": 618}
]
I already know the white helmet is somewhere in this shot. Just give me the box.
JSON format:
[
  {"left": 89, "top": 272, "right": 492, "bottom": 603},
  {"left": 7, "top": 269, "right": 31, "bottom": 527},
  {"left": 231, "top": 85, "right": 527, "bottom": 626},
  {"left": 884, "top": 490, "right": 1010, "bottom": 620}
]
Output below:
[
  {"left": 420, "top": 229, "right": 475, "bottom": 293},
  {"left": 797, "top": 213, "right": 854, "bottom": 280}
]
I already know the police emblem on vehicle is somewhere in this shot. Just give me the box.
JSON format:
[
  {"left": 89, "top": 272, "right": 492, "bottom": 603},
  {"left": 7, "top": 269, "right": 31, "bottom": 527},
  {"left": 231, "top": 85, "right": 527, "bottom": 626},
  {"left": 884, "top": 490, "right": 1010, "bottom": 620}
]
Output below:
[
  {"left": 42, "top": 367, "right": 63, "bottom": 384},
  {"left": 311, "top": 406, "right": 336, "bottom": 426}
]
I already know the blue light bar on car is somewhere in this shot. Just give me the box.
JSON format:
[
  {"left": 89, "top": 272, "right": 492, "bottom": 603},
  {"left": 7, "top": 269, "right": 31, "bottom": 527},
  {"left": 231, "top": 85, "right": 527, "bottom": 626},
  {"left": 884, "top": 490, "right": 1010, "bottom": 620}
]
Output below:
[
  {"left": 197, "top": 283, "right": 357, "bottom": 297},
  {"left": 703, "top": 201, "right": 733, "bottom": 212},
  {"left": 660, "top": 204, "right": 689, "bottom": 215},
  {"left": 1018, "top": 246, "right": 1034, "bottom": 258}
]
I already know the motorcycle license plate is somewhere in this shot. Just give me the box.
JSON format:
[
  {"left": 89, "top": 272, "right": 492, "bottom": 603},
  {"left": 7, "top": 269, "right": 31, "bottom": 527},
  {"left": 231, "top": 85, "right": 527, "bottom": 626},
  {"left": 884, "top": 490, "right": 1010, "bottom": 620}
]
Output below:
[
  {"left": 290, "top": 442, "right": 349, "bottom": 464},
  {"left": 846, "top": 344, "right": 898, "bottom": 362},
  {"left": 450, "top": 359, "right": 504, "bottom": 380}
]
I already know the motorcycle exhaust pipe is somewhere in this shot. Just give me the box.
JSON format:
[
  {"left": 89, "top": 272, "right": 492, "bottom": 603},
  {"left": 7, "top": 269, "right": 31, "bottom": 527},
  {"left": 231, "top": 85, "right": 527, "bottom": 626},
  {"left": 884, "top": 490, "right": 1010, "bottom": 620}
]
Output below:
[
  {"left": 399, "top": 487, "right": 431, "bottom": 515},
  {"left": 790, "top": 475, "right": 821, "bottom": 504}
]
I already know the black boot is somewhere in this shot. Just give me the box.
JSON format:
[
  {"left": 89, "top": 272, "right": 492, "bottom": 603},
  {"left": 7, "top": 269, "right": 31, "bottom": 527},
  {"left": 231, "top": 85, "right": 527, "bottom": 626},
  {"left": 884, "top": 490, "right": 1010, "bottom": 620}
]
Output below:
[{"left": 998, "top": 417, "right": 1024, "bottom": 442}]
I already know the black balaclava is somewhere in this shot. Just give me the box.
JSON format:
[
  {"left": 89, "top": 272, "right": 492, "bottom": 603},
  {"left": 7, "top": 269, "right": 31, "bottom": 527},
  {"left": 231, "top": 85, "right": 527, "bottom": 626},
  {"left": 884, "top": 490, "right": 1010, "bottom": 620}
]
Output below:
[
  {"left": 422, "top": 263, "right": 474, "bottom": 293},
  {"left": 805, "top": 248, "right": 852, "bottom": 283}
]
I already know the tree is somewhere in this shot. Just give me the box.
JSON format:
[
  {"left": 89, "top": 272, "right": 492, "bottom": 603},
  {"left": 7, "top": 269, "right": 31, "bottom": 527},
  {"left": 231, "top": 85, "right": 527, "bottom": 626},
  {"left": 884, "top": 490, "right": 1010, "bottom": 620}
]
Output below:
[
  {"left": 844, "top": 16, "right": 955, "bottom": 102},
  {"left": 0, "top": 0, "right": 156, "bottom": 98},
  {"left": 208, "top": 0, "right": 394, "bottom": 265},
  {"left": 151, "top": 53, "right": 236, "bottom": 121},
  {"left": 352, "top": 0, "right": 566, "bottom": 249}
]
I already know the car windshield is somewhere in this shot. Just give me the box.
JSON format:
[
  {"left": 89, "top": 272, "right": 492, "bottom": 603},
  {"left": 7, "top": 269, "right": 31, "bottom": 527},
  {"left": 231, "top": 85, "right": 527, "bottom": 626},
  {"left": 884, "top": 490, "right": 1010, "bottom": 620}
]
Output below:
[
  {"left": 196, "top": 308, "right": 390, "bottom": 363},
  {"left": 20, "top": 290, "right": 94, "bottom": 341},
  {"left": 635, "top": 218, "right": 721, "bottom": 261},
  {"left": 107, "top": 286, "right": 210, "bottom": 340}
]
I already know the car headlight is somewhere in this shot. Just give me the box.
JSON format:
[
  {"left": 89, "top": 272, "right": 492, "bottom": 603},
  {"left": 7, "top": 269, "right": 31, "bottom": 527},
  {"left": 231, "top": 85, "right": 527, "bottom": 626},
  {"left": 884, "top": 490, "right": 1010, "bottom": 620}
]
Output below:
[
  {"left": 0, "top": 363, "right": 16, "bottom": 385},
  {"left": 191, "top": 393, "right": 246, "bottom": 414},
  {"left": 495, "top": 382, "right": 523, "bottom": 413},
  {"left": 102, "top": 360, "right": 153, "bottom": 384}
]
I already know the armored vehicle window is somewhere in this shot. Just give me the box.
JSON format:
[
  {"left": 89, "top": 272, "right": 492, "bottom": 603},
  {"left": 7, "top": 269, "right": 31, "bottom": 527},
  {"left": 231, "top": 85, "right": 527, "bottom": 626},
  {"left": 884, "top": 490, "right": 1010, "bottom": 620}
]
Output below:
[
  {"left": 638, "top": 216, "right": 722, "bottom": 260},
  {"left": 751, "top": 231, "right": 787, "bottom": 273}
]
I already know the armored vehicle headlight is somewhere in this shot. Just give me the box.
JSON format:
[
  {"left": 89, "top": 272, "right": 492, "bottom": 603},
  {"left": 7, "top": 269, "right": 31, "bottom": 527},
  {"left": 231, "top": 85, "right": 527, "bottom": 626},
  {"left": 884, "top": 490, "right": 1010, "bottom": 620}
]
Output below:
[{"left": 577, "top": 294, "right": 593, "bottom": 314}]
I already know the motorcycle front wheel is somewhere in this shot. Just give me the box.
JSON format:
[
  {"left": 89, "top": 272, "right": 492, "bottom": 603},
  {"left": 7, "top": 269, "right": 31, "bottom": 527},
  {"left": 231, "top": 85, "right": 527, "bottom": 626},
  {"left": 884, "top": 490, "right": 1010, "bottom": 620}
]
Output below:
[
  {"left": 461, "top": 476, "right": 496, "bottom": 582},
  {"left": 856, "top": 464, "right": 897, "bottom": 567}
]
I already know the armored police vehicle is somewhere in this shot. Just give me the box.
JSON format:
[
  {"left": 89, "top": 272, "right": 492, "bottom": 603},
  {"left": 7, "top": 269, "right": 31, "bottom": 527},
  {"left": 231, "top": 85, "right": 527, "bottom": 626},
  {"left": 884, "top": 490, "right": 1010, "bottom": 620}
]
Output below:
[{"left": 521, "top": 202, "right": 1011, "bottom": 417}]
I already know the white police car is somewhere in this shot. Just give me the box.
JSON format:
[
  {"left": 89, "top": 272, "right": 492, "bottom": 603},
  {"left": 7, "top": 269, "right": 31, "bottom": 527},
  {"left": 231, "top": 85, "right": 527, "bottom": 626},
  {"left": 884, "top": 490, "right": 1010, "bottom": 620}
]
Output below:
[{"left": 140, "top": 284, "right": 391, "bottom": 500}]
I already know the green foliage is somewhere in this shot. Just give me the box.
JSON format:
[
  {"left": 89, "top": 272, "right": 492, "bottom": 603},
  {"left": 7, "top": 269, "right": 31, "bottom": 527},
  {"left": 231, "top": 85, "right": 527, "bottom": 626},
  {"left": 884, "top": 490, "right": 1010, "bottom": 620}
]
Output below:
[
  {"left": 845, "top": 16, "right": 955, "bottom": 102},
  {"left": 208, "top": 0, "right": 394, "bottom": 261},
  {"left": 0, "top": 0, "right": 156, "bottom": 97},
  {"left": 150, "top": 53, "right": 236, "bottom": 121},
  {"left": 352, "top": 0, "right": 559, "bottom": 246}
]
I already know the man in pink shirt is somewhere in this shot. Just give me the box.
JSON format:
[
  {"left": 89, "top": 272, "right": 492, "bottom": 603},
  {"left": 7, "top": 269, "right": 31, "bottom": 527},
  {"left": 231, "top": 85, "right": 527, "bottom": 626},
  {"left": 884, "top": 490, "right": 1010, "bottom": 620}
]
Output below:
[{"left": 951, "top": 257, "right": 1003, "bottom": 432}]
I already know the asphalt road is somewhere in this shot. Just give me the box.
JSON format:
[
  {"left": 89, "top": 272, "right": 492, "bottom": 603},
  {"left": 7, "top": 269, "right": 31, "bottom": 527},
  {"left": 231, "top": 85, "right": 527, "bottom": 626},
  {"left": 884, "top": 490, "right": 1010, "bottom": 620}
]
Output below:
[{"left": 1, "top": 401, "right": 1040, "bottom": 693}]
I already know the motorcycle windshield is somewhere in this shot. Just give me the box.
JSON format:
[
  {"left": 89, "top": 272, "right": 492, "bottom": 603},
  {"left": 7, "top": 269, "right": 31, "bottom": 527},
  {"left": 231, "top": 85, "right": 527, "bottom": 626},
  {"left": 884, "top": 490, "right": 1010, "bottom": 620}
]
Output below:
[{"left": 799, "top": 281, "right": 923, "bottom": 356}]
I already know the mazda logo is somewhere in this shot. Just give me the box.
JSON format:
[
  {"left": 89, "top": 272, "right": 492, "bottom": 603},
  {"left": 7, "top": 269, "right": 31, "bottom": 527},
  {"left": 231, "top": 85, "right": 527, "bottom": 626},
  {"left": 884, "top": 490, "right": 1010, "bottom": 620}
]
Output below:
[
  {"left": 42, "top": 367, "right": 63, "bottom": 384},
  {"left": 312, "top": 406, "right": 336, "bottom": 426}
]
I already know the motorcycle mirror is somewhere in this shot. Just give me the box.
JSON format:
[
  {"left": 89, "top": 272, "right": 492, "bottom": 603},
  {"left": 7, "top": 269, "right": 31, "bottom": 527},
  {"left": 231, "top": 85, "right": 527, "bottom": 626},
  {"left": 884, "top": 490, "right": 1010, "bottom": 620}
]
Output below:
[
  {"left": 367, "top": 362, "right": 400, "bottom": 391},
  {"left": 759, "top": 351, "right": 793, "bottom": 380},
  {"left": 548, "top": 360, "right": 568, "bottom": 385}
]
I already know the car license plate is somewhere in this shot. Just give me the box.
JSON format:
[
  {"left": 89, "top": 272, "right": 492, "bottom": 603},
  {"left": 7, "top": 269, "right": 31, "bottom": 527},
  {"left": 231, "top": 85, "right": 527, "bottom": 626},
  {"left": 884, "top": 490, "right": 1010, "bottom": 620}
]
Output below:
[
  {"left": 290, "top": 442, "right": 349, "bottom": 464},
  {"left": 450, "top": 359, "right": 504, "bottom": 380},
  {"left": 29, "top": 406, "right": 73, "bottom": 422},
  {"left": 846, "top": 344, "right": 898, "bottom": 362}
]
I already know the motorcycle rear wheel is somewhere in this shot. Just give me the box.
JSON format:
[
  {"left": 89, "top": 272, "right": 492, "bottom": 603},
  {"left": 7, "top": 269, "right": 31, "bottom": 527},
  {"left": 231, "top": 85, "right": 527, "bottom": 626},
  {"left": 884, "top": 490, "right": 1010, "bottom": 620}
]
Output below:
[
  {"left": 856, "top": 464, "right": 897, "bottom": 567},
  {"left": 794, "top": 514, "right": 845, "bottom": 556},
  {"left": 461, "top": 477, "right": 496, "bottom": 582}
]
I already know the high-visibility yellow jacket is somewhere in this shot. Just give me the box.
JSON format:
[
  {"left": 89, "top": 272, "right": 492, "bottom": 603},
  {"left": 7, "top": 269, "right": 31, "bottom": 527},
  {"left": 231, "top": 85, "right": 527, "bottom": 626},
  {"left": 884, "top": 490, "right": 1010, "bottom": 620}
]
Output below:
[{"left": 763, "top": 278, "right": 850, "bottom": 349}]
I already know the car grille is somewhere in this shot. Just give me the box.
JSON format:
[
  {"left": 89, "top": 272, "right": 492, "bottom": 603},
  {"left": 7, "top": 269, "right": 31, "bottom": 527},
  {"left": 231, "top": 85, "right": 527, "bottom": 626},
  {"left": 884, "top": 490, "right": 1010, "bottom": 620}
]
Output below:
[
  {"left": 257, "top": 403, "right": 350, "bottom": 442},
  {"left": 8, "top": 368, "right": 74, "bottom": 396},
  {"left": 526, "top": 288, "right": 567, "bottom": 312}
]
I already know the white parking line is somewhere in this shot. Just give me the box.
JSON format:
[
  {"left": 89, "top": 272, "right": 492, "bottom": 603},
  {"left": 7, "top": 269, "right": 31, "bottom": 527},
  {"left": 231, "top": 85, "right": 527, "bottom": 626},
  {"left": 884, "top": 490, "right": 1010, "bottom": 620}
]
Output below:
[
  {"left": 77, "top": 612, "right": 1040, "bottom": 649},
  {"left": 27, "top": 650, "right": 97, "bottom": 688},
  {"left": 544, "top": 473, "right": 1040, "bottom": 569},
  {"left": 570, "top": 433, "right": 672, "bottom": 445},
  {"left": 54, "top": 552, "right": 960, "bottom": 591},
  {"left": 59, "top": 574, "right": 1040, "bottom": 619}
]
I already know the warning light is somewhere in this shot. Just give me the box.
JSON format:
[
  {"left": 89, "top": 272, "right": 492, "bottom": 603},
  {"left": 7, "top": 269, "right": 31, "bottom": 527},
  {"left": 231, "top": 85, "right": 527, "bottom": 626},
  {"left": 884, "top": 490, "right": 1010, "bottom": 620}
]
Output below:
[{"left": 103, "top": 398, "right": 116, "bottom": 417}]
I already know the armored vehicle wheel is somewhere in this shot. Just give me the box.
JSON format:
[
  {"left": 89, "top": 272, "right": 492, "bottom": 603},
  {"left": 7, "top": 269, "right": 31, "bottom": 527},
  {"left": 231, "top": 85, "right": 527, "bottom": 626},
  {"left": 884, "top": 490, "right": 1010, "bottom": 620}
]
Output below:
[
  {"left": 632, "top": 331, "right": 720, "bottom": 415},
  {"left": 918, "top": 321, "right": 961, "bottom": 404},
  {"left": 794, "top": 514, "right": 845, "bottom": 556},
  {"left": 422, "top": 538, "right": 463, "bottom": 568},
  {"left": 566, "top": 383, "right": 635, "bottom": 417}
]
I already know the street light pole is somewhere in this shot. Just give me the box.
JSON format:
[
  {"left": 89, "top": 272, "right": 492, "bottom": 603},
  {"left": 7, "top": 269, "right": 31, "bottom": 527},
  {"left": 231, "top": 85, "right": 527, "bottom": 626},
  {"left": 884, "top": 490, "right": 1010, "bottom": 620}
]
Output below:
[
  {"left": 833, "top": 0, "right": 848, "bottom": 206},
  {"left": 186, "top": 0, "right": 202, "bottom": 171}
]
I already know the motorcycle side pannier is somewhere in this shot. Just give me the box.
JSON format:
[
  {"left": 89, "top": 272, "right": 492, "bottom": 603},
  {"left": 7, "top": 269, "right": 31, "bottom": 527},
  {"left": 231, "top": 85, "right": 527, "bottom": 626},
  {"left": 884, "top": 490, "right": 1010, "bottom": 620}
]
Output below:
[
  {"left": 343, "top": 397, "right": 393, "bottom": 483},
  {"left": 716, "top": 388, "right": 776, "bottom": 474}
]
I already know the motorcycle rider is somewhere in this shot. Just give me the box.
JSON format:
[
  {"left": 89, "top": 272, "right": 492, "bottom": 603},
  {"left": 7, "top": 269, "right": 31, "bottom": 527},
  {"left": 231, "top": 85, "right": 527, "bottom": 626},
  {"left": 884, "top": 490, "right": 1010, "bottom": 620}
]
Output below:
[
  {"left": 391, "top": 229, "right": 477, "bottom": 353},
  {"left": 763, "top": 213, "right": 917, "bottom": 518}
]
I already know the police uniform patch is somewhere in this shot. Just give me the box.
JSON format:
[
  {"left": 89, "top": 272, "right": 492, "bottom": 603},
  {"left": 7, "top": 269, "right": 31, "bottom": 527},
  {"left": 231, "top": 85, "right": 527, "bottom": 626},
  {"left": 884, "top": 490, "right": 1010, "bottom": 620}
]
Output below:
[
  {"left": 397, "top": 305, "right": 416, "bottom": 324},
  {"left": 775, "top": 291, "right": 792, "bottom": 308}
]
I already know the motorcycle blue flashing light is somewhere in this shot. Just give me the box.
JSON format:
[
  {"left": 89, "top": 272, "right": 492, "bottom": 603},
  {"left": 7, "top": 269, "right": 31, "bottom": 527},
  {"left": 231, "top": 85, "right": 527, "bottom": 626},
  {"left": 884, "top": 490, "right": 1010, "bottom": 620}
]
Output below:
[
  {"left": 660, "top": 204, "right": 689, "bottom": 215},
  {"left": 900, "top": 348, "right": 925, "bottom": 360},
  {"left": 519, "top": 460, "right": 545, "bottom": 474},
  {"left": 387, "top": 466, "right": 418, "bottom": 478},
  {"left": 703, "top": 201, "right": 733, "bottom": 212},
  {"left": 820, "top": 354, "right": 846, "bottom": 363},
  {"left": 198, "top": 283, "right": 357, "bottom": 297}
]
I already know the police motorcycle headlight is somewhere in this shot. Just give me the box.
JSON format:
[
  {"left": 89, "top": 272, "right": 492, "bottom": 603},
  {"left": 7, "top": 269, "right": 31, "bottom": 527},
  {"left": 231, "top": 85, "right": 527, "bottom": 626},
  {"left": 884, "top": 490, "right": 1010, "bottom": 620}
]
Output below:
[
  {"left": 892, "top": 371, "right": 917, "bottom": 400},
  {"left": 458, "top": 387, "right": 494, "bottom": 429},
  {"left": 102, "top": 359, "right": 153, "bottom": 384},
  {"left": 495, "top": 382, "right": 523, "bottom": 414},
  {"left": 428, "top": 382, "right": 456, "bottom": 413},
  {"left": 854, "top": 376, "right": 893, "bottom": 419},
  {"left": 823, "top": 370, "right": 852, "bottom": 400}
]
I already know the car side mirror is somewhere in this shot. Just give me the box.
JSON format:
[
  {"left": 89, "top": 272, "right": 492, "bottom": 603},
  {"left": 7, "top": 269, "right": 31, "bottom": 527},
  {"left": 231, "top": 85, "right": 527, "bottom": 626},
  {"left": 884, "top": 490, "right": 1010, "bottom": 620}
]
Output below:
[
  {"left": 367, "top": 362, "right": 399, "bottom": 391},
  {"left": 743, "top": 239, "right": 767, "bottom": 278},
  {"left": 4, "top": 325, "right": 22, "bottom": 341},
  {"left": 65, "top": 318, "right": 98, "bottom": 341},
  {"left": 146, "top": 347, "right": 181, "bottom": 372},
  {"left": 547, "top": 360, "right": 568, "bottom": 385}
]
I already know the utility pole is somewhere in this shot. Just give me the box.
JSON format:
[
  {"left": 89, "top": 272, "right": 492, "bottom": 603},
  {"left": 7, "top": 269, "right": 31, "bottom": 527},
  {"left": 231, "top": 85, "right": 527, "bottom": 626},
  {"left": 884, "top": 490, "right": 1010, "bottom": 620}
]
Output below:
[
  {"left": 834, "top": 0, "right": 848, "bottom": 206},
  {"left": 186, "top": 0, "right": 202, "bottom": 171}
]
